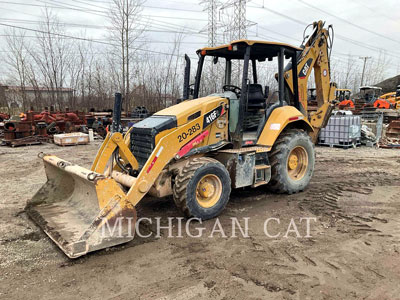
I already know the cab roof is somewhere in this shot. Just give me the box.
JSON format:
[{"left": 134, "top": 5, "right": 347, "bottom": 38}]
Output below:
[
  {"left": 360, "top": 86, "right": 382, "bottom": 90},
  {"left": 197, "top": 39, "right": 302, "bottom": 60}
]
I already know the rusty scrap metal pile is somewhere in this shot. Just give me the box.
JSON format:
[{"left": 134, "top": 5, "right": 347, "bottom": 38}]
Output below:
[
  {"left": 0, "top": 106, "right": 149, "bottom": 147},
  {"left": 360, "top": 110, "right": 400, "bottom": 149},
  {"left": 380, "top": 120, "right": 400, "bottom": 148},
  {"left": 1, "top": 108, "right": 87, "bottom": 147},
  {"left": 0, "top": 108, "right": 111, "bottom": 147}
]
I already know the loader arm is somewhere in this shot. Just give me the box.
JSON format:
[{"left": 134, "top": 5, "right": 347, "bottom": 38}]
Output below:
[
  {"left": 90, "top": 101, "right": 228, "bottom": 206},
  {"left": 90, "top": 113, "right": 217, "bottom": 206},
  {"left": 284, "top": 20, "right": 336, "bottom": 140},
  {"left": 91, "top": 132, "right": 139, "bottom": 174}
]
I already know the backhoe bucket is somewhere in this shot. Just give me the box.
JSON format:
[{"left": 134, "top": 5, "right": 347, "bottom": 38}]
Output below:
[{"left": 26, "top": 154, "right": 137, "bottom": 258}]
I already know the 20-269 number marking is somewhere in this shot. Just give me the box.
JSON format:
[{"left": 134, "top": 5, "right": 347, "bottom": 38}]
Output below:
[{"left": 177, "top": 123, "right": 201, "bottom": 142}]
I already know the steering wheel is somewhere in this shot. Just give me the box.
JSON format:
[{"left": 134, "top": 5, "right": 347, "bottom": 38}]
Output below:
[{"left": 223, "top": 84, "right": 241, "bottom": 96}]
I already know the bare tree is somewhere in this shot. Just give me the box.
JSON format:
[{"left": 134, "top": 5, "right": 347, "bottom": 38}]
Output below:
[
  {"left": 25, "top": 9, "right": 71, "bottom": 109},
  {"left": 109, "top": 0, "right": 145, "bottom": 112},
  {"left": 343, "top": 55, "right": 357, "bottom": 89},
  {"left": 364, "top": 51, "right": 391, "bottom": 85},
  {"left": 4, "top": 29, "right": 30, "bottom": 110}
]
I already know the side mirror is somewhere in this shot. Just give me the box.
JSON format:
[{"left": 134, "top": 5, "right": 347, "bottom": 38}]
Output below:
[{"left": 264, "top": 85, "right": 270, "bottom": 98}]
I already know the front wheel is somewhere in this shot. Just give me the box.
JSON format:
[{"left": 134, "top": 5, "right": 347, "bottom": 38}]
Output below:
[
  {"left": 173, "top": 157, "right": 231, "bottom": 220},
  {"left": 268, "top": 129, "right": 315, "bottom": 194}
]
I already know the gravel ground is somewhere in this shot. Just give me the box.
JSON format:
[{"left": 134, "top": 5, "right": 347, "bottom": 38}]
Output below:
[{"left": 0, "top": 142, "right": 399, "bottom": 299}]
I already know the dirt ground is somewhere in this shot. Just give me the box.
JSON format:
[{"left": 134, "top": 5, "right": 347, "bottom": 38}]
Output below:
[{"left": 0, "top": 141, "right": 399, "bottom": 299}]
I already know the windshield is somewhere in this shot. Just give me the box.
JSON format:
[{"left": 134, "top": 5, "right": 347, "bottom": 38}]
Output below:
[
  {"left": 361, "top": 88, "right": 379, "bottom": 96},
  {"left": 193, "top": 54, "right": 279, "bottom": 100}
]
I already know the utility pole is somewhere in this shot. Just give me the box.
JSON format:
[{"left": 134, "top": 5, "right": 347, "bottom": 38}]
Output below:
[{"left": 359, "top": 56, "right": 371, "bottom": 86}]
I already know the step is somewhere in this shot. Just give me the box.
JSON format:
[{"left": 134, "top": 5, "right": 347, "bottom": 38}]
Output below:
[
  {"left": 252, "top": 180, "right": 269, "bottom": 188},
  {"left": 255, "top": 164, "right": 271, "bottom": 170}
]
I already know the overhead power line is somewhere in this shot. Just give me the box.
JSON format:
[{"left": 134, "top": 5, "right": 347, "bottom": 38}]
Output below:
[
  {"left": 248, "top": 3, "right": 307, "bottom": 26},
  {"left": 0, "top": 22, "right": 193, "bottom": 57},
  {"left": 40, "top": 0, "right": 106, "bottom": 15},
  {"left": 248, "top": 1, "right": 400, "bottom": 60},
  {"left": 79, "top": 0, "right": 204, "bottom": 10},
  {"left": 0, "top": 33, "right": 206, "bottom": 44},
  {"left": 0, "top": 17, "right": 207, "bottom": 36},
  {"left": 0, "top": 0, "right": 205, "bottom": 14},
  {"left": 44, "top": 0, "right": 205, "bottom": 14},
  {"left": 39, "top": 0, "right": 206, "bottom": 35},
  {"left": 70, "top": 0, "right": 109, "bottom": 10},
  {"left": 0, "top": 1, "right": 103, "bottom": 17},
  {"left": 351, "top": 0, "right": 399, "bottom": 23},
  {"left": 0, "top": 0, "right": 207, "bottom": 37},
  {"left": 0, "top": 21, "right": 115, "bottom": 45},
  {"left": 298, "top": 0, "right": 400, "bottom": 46}
]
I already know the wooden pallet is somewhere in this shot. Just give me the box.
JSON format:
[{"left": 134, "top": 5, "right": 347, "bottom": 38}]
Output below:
[{"left": 2, "top": 135, "right": 50, "bottom": 147}]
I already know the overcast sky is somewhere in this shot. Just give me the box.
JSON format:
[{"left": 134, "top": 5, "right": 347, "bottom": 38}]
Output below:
[{"left": 0, "top": 0, "right": 399, "bottom": 78}]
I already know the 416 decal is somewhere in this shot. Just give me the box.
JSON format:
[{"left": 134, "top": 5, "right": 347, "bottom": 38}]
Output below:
[{"left": 203, "top": 105, "right": 223, "bottom": 129}]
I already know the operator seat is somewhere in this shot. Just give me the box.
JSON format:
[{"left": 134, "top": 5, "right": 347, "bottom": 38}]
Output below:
[
  {"left": 243, "top": 84, "right": 266, "bottom": 135},
  {"left": 247, "top": 84, "right": 266, "bottom": 109}
]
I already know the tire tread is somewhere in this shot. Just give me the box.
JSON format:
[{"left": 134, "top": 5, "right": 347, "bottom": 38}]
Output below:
[{"left": 173, "top": 157, "right": 226, "bottom": 218}]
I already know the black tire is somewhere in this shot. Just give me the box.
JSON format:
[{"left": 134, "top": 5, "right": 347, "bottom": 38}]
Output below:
[
  {"left": 173, "top": 157, "right": 231, "bottom": 220},
  {"left": 268, "top": 129, "right": 315, "bottom": 194}
]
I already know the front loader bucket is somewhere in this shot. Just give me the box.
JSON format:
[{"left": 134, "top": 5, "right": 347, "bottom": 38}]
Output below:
[{"left": 26, "top": 154, "right": 137, "bottom": 258}]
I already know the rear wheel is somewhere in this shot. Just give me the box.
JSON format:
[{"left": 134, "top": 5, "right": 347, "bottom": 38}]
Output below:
[
  {"left": 268, "top": 129, "right": 315, "bottom": 194},
  {"left": 173, "top": 157, "right": 231, "bottom": 220}
]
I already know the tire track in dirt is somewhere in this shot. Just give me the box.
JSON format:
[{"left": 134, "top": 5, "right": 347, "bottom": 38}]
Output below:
[
  {"left": 299, "top": 170, "right": 400, "bottom": 236},
  {"left": 211, "top": 170, "right": 399, "bottom": 294}
]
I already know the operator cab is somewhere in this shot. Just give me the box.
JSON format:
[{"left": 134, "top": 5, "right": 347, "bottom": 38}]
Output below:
[
  {"left": 359, "top": 86, "right": 382, "bottom": 103},
  {"left": 335, "top": 89, "right": 351, "bottom": 101},
  {"left": 308, "top": 88, "right": 317, "bottom": 102},
  {"left": 185, "top": 40, "right": 302, "bottom": 147}
]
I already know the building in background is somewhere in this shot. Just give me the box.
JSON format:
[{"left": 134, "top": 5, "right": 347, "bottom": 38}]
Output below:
[{"left": 0, "top": 85, "right": 74, "bottom": 110}]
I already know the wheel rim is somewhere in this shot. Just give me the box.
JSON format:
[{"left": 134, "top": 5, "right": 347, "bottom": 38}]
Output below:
[
  {"left": 287, "top": 146, "right": 308, "bottom": 181},
  {"left": 196, "top": 174, "right": 222, "bottom": 208}
]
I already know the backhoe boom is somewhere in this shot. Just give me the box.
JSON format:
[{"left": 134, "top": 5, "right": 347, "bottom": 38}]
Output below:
[{"left": 284, "top": 20, "right": 337, "bottom": 140}]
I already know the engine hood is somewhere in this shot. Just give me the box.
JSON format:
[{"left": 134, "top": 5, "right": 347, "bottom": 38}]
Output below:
[{"left": 154, "top": 95, "right": 228, "bottom": 126}]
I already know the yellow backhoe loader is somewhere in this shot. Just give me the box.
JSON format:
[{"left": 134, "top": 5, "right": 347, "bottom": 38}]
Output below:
[{"left": 27, "top": 21, "right": 336, "bottom": 258}]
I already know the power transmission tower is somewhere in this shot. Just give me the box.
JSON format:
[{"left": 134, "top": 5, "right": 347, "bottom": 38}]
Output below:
[
  {"left": 359, "top": 56, "right": 372, "bottom": 86},
  {"left": 220, "top": 0, "right": 255, "bottom": 42},
  {"left": 233, "top": 0, "right": 247, "bottom": 40},
  {"left": 200, "top": 0, "right": 220, "bottom": 47},
  {"left": 200, "top": 0, "right": 257, "bottom": 88},
  {"left": 219, "top": 0, "right": 255, "bottom": 84},
  {"left": 200, "top": 0, "right": 223, "bottom": 94}
]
